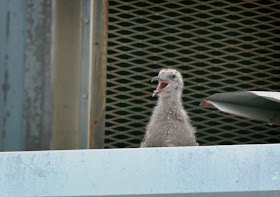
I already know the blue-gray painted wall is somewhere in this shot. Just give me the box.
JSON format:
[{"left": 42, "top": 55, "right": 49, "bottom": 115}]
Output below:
[{"left": 0, "top": 0, "right": 53, "bottom": 151}]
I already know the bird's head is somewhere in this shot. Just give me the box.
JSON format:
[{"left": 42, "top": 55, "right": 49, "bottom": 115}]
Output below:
[{"left": 152, "top": 68, "right": 183, "bottom": 98}]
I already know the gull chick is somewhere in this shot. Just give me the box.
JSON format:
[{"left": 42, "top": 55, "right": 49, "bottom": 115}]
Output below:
[{"left": 141, "top": 68, "right": 198, "bottom": 147}]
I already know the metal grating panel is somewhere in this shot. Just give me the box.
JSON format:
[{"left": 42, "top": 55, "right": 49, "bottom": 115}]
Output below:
[{"left": 105, "top": 0, "right": 280, "bottom": 148}]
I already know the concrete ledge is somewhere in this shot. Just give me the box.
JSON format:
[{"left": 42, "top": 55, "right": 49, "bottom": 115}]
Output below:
[{"left": 0, "top": 144, "right": 280, "bottom": 197}]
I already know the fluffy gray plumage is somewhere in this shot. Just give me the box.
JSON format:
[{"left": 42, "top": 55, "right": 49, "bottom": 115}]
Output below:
[{"left": 141, "top": 68, "right": 198, "bottom": 147}]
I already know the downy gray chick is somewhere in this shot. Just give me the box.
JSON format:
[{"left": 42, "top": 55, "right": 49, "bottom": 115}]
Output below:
[{"left": 141, "top": 68, "right": 198, "bottom": 147}]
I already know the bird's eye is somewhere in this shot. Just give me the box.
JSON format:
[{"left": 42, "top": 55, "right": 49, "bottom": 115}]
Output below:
[{"left": 172, "top": 74, "right": 176, "bottom": 78}]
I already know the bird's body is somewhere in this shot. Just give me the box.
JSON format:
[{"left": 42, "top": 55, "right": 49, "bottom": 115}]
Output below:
[{"left": 141, "top": 68, "right": 198, "bottom": 147}]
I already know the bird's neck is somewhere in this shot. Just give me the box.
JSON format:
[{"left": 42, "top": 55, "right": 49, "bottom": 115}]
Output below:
[{"left": 157, "top": 94, "right": 183, "bottom": 110}]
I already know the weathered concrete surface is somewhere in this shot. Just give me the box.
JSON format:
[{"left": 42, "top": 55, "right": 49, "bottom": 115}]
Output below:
[
  {"left": 0, "top": 145, "right": 279, "bottom": 196},
  {"left": 23, "top": 0, "right": 53, "bottom": 150}
]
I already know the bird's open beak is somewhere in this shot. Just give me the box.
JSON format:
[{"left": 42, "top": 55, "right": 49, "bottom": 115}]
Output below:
[{"left": 151, "top": 76, "right": 170, "bottom": 97}]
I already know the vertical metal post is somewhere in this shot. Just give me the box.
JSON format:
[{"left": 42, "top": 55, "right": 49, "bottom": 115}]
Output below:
[
  {"left": 53, "top": 0, "right": 107, "bottom": 149},
  {"left": 53, "top": 0, "right": 82, "bottom": 149},
  {"left": 79, "top": 0, "right": 92, "bottom": 149},
  {"left": 89, "top": 0, "right": 108, "bottom": 148}
]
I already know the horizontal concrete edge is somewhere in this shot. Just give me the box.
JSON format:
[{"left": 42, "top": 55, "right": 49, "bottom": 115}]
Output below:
[{"left": 0, "top": 144, "right": 279, "bottom": 197}]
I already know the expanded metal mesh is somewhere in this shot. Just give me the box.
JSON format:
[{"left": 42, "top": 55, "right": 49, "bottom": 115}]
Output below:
[{"left": 105, "top": 0, "right": 280, "bottom": 148}]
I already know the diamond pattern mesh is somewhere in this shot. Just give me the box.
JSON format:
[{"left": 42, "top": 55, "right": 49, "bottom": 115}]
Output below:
[{"left": 105, "top": 0, "right": 280, "bottom": 148}]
